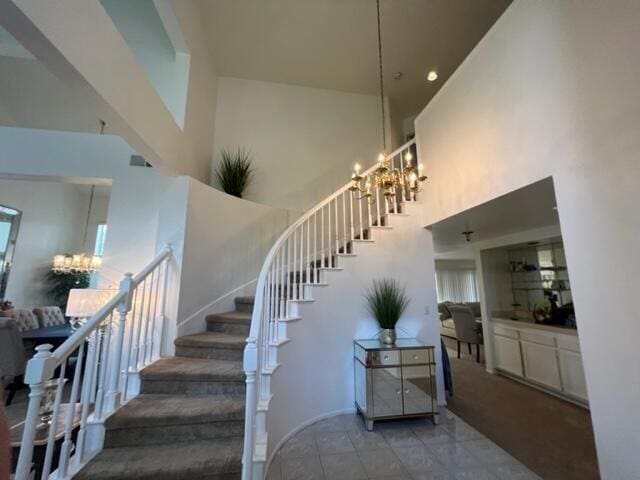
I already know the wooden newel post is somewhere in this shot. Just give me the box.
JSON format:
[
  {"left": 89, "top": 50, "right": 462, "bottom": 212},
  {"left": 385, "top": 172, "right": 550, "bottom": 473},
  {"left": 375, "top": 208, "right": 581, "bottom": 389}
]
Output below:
[
  {"left": 15, "top": 344, "right": 54, "bottom": 480},
  {"left": 105, "top": 272, "right": 133, "bottom": 414}
]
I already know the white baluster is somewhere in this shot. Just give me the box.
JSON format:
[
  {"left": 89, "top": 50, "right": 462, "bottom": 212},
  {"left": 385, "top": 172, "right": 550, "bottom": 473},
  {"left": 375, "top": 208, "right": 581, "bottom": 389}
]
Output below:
[
  {"left": 132, "top": 277, "right": 147, "bottom": 369},
  {"left": 158, "top": 259, "right": 170, "bottom": 359},
  {"left": 298, "top": 225, "right": 304, "bottom": 293},
  {"left": 358, "top": 194, "right": 364, "bottom": 239},
  {"left": 148, "top": 268, "right": 161, "bottom": 364},
  {"left": 58, "top": 341, "right": 86, "bottom": 477},
  {"left": 105, "top": 273, "right": 133, "bottom": 414},
  {"left": 279, "top": 247, "right": 285, "bottom": 318},
  {"left": 321, "top": 205, "right": 325, "bottom": 267},
  {"left": 285, "top": 237, "right": 291, "bottom": 313},
  {"left": 376, "top": 187, "right": 381, "bottom": 226},
  {"left": 367, "top": 196, "right": 372, "bottom": 234},
  {"left": 292, "top": 228, "right": 298, "bottom": 300},
  {"left": 313, "top": 212, "right": 318, "bottom": 283},
  {"left": 349, "top": 193, "right": 354, "bottom": 242},
  {"left": 41, "top": 361, "right": 67, "bottom": 479},
  {"left": 140, "top": 273, "right": 154, "bottom": 366},
  {"left": 121, "top": 286, "right": 138, "bottom": 402},
  {"left": 95, "top": 315, "right": 112, "bottom": 420},
  {"left": 334, "top": 199, "right": 339, "bottom": 258},
  {"left": 76, "top": 329, "right": 100, "bottom": 463},
  {"left": 306, "top": 219, "right": 310, "bottom": 286},
  {"left": 342, "top": 192, "right": 347, "bottom": 254}
]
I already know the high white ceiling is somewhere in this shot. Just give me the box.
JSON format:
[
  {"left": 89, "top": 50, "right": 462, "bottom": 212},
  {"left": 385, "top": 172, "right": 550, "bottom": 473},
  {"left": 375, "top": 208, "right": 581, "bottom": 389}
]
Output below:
[
  {"left": 430, "top": 177, "right": 560, "bottom": 257},
  {"left": 200, "top": 0, "right": 511, "bottom": 118}
]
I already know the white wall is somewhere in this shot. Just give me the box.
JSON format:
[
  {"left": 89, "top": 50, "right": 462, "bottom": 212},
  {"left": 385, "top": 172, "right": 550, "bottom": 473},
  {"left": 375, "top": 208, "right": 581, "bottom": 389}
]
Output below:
[
  {"left": 0, "top": 0, "right": 217, "bottom": 182},
  {"left": 212, "top": 77, "right": 391, "bottom": 212},
  {"left": 100, "top": 0, "right": 190, "bottom": 128},
  {"left": 414, "top": 2, "right": 640, "bottom": 477},
  {"left": 266, "top": 202, "right": 441, "bottom": 463},
  {"left": 0, "top": 56, "right": 99, "bottom": 133},
  {"left": 0, "top": 179, "right": 89, "bottom": 308},
  {"left": 176, "top": 178, "right": 295, "bottom": 336}
]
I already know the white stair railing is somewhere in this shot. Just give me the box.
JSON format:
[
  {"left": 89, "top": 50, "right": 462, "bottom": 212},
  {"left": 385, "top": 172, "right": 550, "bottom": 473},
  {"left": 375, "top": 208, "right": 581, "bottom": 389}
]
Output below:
[
  {"left": 14, "top": 246, "right": 172, "bottom": 480},
  {"left": 242, "top": 139, "right": 417, "bottom": 479}
]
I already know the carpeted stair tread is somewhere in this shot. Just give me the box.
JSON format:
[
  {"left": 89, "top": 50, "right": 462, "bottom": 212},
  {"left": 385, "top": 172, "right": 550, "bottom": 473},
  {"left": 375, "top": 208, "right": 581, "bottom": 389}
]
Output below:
[
  {"left": 73, "top": 437, "right": 242, "bottom": 480},
  {"left": 175, "top": 332, "right": 246, "bottom": 350},
  {"left": 105, "top": 394, "right": 245, "bottom": 429},
  {"left": 206, "top": 311, "right": 252, "bottom": 324},
  {"left": 141, "top": 357, "right": 244, "bottom": 382}
]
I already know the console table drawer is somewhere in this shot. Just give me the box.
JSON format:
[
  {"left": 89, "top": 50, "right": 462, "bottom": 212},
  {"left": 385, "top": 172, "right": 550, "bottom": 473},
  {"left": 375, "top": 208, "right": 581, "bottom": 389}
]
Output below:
[
  {"left": 370, "top": 350, "right": 400, "bottom": 366},
  {"left": 402, "top": 349, "right": 430, "bottom": 365}
]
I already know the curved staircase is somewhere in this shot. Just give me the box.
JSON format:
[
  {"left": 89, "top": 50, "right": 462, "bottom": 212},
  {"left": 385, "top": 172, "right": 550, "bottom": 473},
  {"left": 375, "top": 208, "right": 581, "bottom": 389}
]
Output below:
[{"left": 73, "top": 298, "right": 254, "bottom": 480}]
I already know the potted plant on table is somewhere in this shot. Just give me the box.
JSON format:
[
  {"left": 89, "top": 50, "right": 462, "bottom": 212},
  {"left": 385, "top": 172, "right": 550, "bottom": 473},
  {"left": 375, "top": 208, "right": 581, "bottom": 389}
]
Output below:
[{"left": 365, "top": 278, "right": 409, "bottom": 345}]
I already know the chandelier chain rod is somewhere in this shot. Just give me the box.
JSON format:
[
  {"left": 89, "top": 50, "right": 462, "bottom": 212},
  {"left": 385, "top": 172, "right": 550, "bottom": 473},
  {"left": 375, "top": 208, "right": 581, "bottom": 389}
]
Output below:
[
  {"left": 82, "top": 185, "right": 95, "bottom": 249},
  {"left": 376, "top": 0, "right": 386, "bottom": 152}
]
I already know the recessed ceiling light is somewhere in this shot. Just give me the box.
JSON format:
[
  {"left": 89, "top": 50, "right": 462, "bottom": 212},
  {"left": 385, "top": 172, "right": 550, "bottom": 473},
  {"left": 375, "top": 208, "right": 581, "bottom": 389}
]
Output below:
[
  {"left": 427, "top": 70, "right": 438, "bottom": 82},
  {"left": 392, "top": 72, "right": 403, "bottom": 80}
]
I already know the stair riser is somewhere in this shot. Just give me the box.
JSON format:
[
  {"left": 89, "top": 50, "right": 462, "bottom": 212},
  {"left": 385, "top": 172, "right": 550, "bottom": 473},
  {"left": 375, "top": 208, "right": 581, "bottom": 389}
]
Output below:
[
  {"left": 141, "top": 380, "right": 245, "bottom": 396},
  {"left": 206, "top": 322, "right": 251, "bottom": 336},
  {"left": 234, "top": 303, "right": 253, "bottom": 314},
  {"left": 104, "top": 421, "right": 244, "bottom": 448},
  {"left": 76, "top": 469, "right": 241, "bottom": 480},
  {"left": 175, "top": 346, "right": 243, "bottom": 361}
]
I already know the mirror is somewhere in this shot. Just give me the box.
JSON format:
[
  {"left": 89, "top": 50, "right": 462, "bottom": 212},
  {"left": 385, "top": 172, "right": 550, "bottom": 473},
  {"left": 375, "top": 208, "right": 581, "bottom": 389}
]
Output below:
[{"left": 0, "top": 205, "right": 22, "bottom": 301}]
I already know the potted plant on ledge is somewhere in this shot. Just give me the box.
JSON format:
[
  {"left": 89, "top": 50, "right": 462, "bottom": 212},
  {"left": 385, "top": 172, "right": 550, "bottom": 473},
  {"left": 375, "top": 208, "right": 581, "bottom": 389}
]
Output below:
[{"left": 365, "top": 278, "right": 409, "bottom": 345}]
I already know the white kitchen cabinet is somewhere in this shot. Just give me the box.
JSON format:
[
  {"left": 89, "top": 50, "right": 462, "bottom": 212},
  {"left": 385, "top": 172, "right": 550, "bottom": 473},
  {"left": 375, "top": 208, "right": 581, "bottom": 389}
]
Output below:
[
  {"left": 490, "top": 319, "right": 588, "bottom": 407},
  {"left": 521, "top": 341, "right": 562, "bottom": 390},
  {"left": 493, "top": 335, "right": 523, "bottom": 376},
  {"left": 558, "top": 349, "right": 588, "bottom": 401}
]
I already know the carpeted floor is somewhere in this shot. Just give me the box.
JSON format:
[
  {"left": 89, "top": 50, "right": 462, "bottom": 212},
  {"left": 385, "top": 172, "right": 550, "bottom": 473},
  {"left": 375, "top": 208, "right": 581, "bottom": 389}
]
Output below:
[{"left": 443, "top": 336, "right": 600, "bottom": 480}]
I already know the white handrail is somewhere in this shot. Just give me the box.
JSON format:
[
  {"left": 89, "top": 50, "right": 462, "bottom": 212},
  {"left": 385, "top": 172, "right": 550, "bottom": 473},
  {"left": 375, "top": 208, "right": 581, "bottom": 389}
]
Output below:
[
  {"left": 14, "top": 246, "right": 172, "bottom": 480},
  {"left": 242, "top": 139, "right": 416, "bottom": 479}
]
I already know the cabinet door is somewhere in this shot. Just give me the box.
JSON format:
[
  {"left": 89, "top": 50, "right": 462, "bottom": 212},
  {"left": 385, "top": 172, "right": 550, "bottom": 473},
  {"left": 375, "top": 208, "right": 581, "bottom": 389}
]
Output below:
[
  {"left": 401, "top": 365, "right": 434, "bottom": 414},
  {"left": 558, "top": 350, "right": 588, "bottom": 402},
  {"left": 372, "top": 367, "right": 403, "bottom": 417},
  {"left": 521, "top": 341, "right": 561, "bottom": 390},
  {"left": 494, "top": 335, "right": 523, "bottom": 377}
]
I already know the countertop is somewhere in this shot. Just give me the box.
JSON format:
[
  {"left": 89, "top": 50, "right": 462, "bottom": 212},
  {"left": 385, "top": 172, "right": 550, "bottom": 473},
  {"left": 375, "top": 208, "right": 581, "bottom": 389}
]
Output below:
[{"left": 492, "top": 317, "right": 578, "bottom": 336}]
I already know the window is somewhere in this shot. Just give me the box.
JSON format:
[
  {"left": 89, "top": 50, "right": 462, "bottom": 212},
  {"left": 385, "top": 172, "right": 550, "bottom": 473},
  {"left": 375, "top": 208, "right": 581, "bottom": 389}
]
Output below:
[
  {"left": 435, "top": 269, "right": 478, "bottom": 303},
  {"left": 94, "top": 223, "right": 107, "bottom": 256}
]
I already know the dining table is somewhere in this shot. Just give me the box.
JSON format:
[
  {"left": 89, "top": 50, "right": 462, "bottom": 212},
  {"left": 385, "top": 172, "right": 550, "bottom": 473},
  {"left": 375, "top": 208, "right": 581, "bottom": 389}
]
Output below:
[{"left": 21, "top": 323, "right": 74, "bottom": 350}]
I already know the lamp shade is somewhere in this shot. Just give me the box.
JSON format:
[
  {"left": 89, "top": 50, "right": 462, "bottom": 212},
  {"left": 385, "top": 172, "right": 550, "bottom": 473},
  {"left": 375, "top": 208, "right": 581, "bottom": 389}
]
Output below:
[{"left": 66, "top": 288, "right": 117, "bottom": 318}]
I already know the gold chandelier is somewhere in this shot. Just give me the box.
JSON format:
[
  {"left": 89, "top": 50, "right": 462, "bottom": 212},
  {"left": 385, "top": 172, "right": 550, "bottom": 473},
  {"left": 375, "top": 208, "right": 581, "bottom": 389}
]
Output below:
[
  {"left": 350, "top": 151, "right": 426, "bottom": 202},
  {"left": 349, "top": 0, "right": 426, "bottom": 203}
]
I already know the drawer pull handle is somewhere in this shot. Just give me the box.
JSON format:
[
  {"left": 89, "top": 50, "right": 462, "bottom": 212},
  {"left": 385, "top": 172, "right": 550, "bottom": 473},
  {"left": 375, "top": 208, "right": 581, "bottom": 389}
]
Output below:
[
  {"left": 404, "top": 389, "right": 410, "bottom": 394},
  {"left": 383, "top": 355, "right": 389, "bottom": 361},
  {"left": 413, "top": 354, "right": 419, "bottom": 360},
  {"left": 395, "top": 389, "right": 401, "bottom": 395}
]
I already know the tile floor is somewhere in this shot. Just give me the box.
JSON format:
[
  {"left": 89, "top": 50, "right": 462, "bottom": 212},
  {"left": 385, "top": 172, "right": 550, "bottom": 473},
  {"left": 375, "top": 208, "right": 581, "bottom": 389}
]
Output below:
[{"left": 266, "top": 408, "right": 541, "bottom": 480}]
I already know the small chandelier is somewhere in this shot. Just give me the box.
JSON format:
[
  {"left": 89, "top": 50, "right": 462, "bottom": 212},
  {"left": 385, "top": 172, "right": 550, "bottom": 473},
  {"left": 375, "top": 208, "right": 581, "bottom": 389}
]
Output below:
[
  {"left": 348, "top": 0, "right": 426, "bottom": 203},
  {"left": 52, "top": 182, "right": 103, "bottom": 274}
]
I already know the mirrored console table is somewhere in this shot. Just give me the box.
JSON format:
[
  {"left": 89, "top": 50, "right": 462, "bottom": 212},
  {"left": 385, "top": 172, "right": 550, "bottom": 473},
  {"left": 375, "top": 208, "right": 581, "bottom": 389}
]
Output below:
[{"left": 354, "top": 338, "right": 438, "bottom": 431}]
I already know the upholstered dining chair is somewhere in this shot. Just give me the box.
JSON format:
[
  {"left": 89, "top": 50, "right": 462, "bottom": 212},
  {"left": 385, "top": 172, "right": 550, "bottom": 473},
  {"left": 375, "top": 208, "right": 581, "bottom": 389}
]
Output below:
[
  {"left": 4, "top": 309, "right": 39, "bottom": 332},
  {"left": 0, "top": 317, "right": 27, "bottom": 405},
  {"left": 448, "top": 304, "right": 484, "bottom": 363},
  {"left": 33, "top": 306, "right": 67, "bottom": 328}
]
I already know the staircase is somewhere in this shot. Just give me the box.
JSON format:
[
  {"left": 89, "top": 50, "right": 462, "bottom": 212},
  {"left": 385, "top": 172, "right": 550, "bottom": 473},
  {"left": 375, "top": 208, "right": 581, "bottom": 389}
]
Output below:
[{"left": 74, "top": 297, "right": 254, "bottom": 480}]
